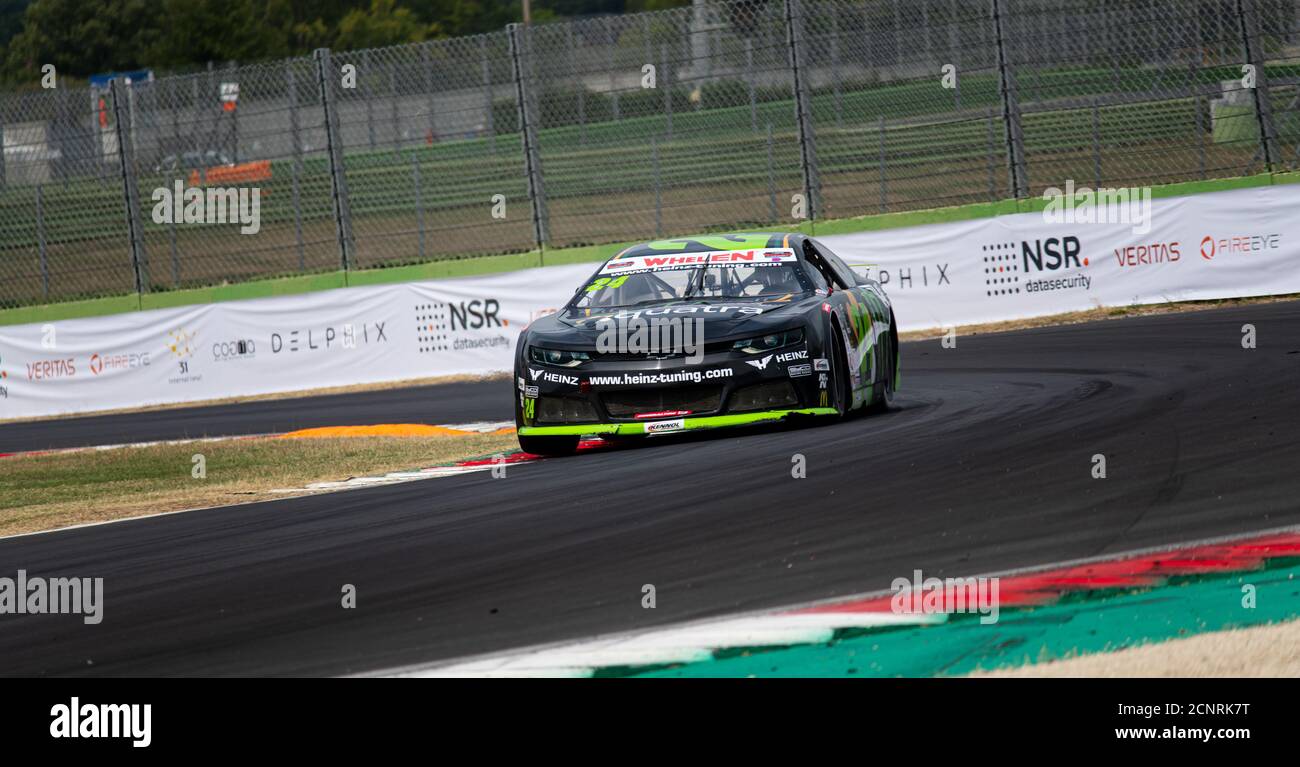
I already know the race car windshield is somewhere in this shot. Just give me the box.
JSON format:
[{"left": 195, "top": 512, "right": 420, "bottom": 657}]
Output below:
[{"left": 573, "top": 263, "right": 813, "bottom": 310}]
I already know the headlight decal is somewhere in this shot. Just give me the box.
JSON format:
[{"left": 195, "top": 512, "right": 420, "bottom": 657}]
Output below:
[
  {"left": 732, "top": 328, "right": 804, "bottom": 355},
  {"left": 528, "top": 346, "right": 591, "bottom": 367}
]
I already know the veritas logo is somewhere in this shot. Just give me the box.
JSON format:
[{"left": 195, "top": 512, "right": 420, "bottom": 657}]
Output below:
[
  {"left": 1114, "top": 241, "right": 1180, "bottom": 268},
  {"left": 26, "top": 358, "right": 76, "bottom": 380}
]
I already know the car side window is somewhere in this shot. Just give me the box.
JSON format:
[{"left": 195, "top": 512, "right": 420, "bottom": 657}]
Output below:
[
  {"left": 802, "top": 258, "right": 829, "bottom": 291},
  {"left": 802, "top": 240, "right": 846, "bottom": 289},
  {"left": 811, "top": 239, "right": 865, "bottom": 286}
]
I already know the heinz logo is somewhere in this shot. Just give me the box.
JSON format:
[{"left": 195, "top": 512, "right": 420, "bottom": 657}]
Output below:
[
  {"left": 1022, "top": 236, "right": 1085, "bottom": 272},
  {"left": 450, "top": 299, "right": 504, "bottom": 331}
]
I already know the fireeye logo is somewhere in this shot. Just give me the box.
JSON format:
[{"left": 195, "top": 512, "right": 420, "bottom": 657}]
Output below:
[{"left": 1200, "top": 233, "right": 1280, "bottom": 261}]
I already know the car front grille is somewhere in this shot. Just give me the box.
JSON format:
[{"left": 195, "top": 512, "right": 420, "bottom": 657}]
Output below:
[
  {"left": 601, "top": 385, "right": 723, "bottom": 418},
  {"left": 536, "top": 395, "right": 599, "bottom": 424},
  {"left": 728, "top": 381, "right": 799, "bottom": 412}
]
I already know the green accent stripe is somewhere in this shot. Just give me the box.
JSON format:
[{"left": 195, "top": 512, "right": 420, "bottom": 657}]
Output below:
[{"left": 518, "top": 408, "right": 838, "bottom": 437}]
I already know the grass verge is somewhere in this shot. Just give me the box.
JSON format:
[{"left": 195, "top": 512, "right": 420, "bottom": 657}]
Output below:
[{"left": 0, "top": 433, "right": 519, "bottom": 537}]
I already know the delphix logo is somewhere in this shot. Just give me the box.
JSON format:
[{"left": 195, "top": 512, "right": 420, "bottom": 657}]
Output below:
[
  {"left": 271, "top": 321, "right": 387, "bottom": 353},
  {"left": 875, "top": 263, "right": 951, "bottom": 290}
]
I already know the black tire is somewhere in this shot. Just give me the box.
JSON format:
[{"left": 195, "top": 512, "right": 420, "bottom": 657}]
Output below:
[
  {"left": 517, "top": 434, "right": 580, "bottom": 456},
  {"left": 829, "top": 324, "right": 852, "bottom": 418},
  {"left": 867, "top": 317, "right": 897, "bottom": 414}
]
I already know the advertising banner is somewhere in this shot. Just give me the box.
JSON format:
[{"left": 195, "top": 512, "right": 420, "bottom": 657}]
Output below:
[
  {"left": 820, "top": 184, "right": 1299, "bottom": 332},
  {"left": 0, "top": 263, "right": 594, "bottom": 419}
]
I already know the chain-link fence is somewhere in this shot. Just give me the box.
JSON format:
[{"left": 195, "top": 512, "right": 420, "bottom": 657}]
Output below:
[{"left": 1, "top": 0, "right": 1297, "bottom": 309}]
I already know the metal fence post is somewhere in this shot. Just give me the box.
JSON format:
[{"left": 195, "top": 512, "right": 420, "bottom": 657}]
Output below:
[
  {"left": 1091, "top": 97, "right": 1102, "bottom": 187},
  {"left": 567, "top": 24, "right": 586, "bottom": 146},
  {"left": 661, "top": 43, "right": 674, "bottom": 141},
  {"left": 0, "top": 112, "right": 6, "bottom": 189},
  {"left": 291, "top": 159, "right": 305, "bottom": 271},
  {"left": 878, "top": 115, "right": 888, "bottom": 212},
  {"left": 985, "top": 107, "right": 998, "bottom": 200},
  {"left": 390, "top": 64, "right": 402, "bottom": 159},
  {"left": 766, "top": 122, "right": 778, "bottom": 222},
  {"left": 412, "top": 154, "right": 426, "bottom": 260},
  {"left": 831, "top": 13, "right": 843, "bottom": 127},
  {"left": 364, "top": 50, "right": 376, "bottom": 151},
  {"left": 745, "top": 39, "right": 758, "bottom": 133},
  {"left": 226, "top": 62, "right": 240, "bottom": 163},
  {"left": 508, "top": 23, "right": 550, "bottom": 249},
  {"left": 651, "top": 136, "right": 663, "bottom": 237},
  {"left": 1236, "top": 0, "right": 1280, "bottom": 171},
  {"left": 421, "top": 43, "right": 438, "bottom": 144},
  {"left": 785, "top": 0, "right": 821, "bottom": 220},
  {"left": 109, "top": 77, "right": 149, "bottom": 294},
  {"left": 990, "top": 0, "right": 1028, "bottom": 198},
  {"left": 314, "top": 48, "right": 356, "bottom": 270},
  {"left": 480, "top": 36, "right": 496, "bottom": 152},
  {"left": 286, "top": 64, "right": 302, "bottom": 167},
  {"left": 36, "top": 185, "right": 49, "bottom": 298}
]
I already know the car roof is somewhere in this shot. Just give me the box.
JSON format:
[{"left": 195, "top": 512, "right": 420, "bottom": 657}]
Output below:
[{"left": 615, "top": 233, "right": 802, "bottom": 259}]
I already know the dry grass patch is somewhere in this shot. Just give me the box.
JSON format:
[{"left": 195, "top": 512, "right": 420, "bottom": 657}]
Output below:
[{"left": 0, "top": 433, "right": 519, "bottom": 537}]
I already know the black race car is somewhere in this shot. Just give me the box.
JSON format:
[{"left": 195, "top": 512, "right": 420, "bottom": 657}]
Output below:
[{"left": 513, "top": 232, "right": 899, "bottom": 455}]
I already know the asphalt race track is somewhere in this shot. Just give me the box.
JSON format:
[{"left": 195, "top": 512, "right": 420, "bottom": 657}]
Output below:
[{"left": 2, "top": 300, "right": 1299, "bottom": 676}]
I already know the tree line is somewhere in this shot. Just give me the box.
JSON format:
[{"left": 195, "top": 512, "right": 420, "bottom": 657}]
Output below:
[{"left": 0, "top": 0, "right": 690, "bottom": 86}]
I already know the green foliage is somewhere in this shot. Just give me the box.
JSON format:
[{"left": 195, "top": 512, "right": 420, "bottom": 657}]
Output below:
[
  {"left": 334, "top": 0, "right": 434, "bottom": 49},
  {"left": 0, "top": 0, "right": 694, "bottom": 84}
]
